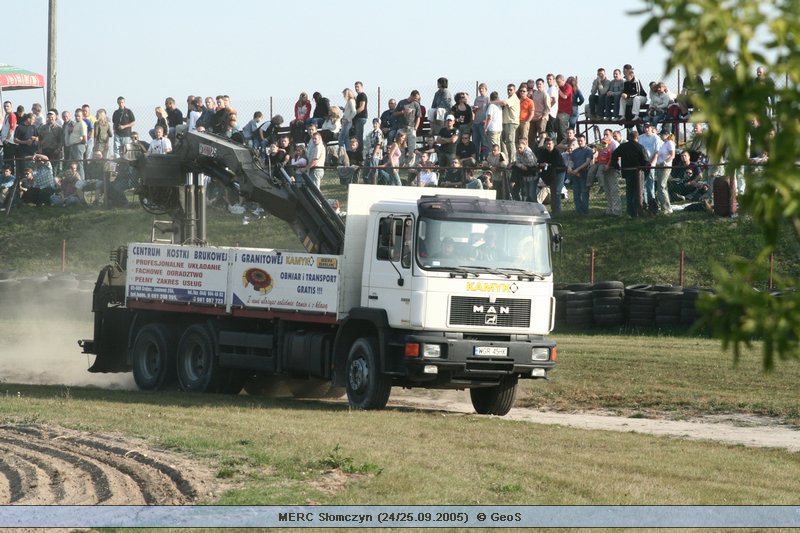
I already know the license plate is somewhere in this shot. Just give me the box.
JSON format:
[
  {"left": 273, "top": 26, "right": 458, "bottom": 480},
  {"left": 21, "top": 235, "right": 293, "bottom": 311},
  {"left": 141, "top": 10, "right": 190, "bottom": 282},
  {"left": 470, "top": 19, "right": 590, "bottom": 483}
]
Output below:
[{"left": 473, "top": 346, "right": 508, "bottom": 357}]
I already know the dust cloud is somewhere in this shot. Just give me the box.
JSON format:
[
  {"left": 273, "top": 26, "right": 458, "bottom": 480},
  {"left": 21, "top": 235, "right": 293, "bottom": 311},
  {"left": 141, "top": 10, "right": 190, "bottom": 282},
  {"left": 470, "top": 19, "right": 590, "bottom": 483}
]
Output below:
[{"left": 0, "top": 276, "right": 135, "bottom": 391}]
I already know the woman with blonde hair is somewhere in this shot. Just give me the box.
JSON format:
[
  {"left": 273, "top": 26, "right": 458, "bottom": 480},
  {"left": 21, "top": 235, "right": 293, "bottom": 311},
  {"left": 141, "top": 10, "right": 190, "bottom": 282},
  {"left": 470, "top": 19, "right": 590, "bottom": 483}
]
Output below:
[
  {"left": 321, "top": 105, "right": 341, "bottom": 144},
  {"left": 150, "top": 106, "right": 169, "bottom": 140},
  {"left": 93, "top": 108, "right": 113, "bottom": 158},
  {"left": 290, "top": 92, "right": 312, "bottom": 144},
  {"left": 339, "top": 88, "right": 357, "bottom": 147}
]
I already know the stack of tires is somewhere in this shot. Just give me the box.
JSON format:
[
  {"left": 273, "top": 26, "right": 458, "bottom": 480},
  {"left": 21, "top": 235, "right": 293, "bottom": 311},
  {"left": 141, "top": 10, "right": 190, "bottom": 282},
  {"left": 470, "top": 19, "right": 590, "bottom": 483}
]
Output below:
[
  {"left": 553, "top": 283, "right": 571, "bottom": 329},
  {"left": 591, "top": 281, "right": 625, "bottom": 327},
  {"left": 564, "top": 283, "right": 593, "bottom": 329},
  {"left": 652, "top": 285, "right": 685, "bottom": 327},
  {"left": 680, "top": 287, "right": 711, "bottom": 325},
  {"left": 625, "top": 284, "right": 658, "bottom": 327}
]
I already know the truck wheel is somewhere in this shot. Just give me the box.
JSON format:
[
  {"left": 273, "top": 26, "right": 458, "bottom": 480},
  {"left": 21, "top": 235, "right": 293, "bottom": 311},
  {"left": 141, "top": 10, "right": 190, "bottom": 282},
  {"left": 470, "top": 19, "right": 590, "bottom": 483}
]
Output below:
[
  {"left": 176, "top": 324, "right": 225, "bottom": 393},
  {"left": 345, "top": 338, "right": 391, "bottom": 410},
  {"left": 131, "top": 323, "right": 176, "bottom": 391},
  {"left": 469, "top": 375, "right": 519, "bottom": 416}
]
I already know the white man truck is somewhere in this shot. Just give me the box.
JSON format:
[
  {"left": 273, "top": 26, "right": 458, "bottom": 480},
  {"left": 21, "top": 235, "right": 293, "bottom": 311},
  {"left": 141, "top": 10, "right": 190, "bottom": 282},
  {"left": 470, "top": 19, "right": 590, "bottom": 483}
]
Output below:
[{"left": 79, "top": 131, "right": 560, "bottom": 415}]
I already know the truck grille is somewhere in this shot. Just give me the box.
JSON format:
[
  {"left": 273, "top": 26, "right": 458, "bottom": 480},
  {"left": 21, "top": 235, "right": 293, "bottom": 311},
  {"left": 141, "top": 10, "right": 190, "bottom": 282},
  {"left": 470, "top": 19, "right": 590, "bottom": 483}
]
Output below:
[{"left": 449, "top": 296, "right": 531, "bottom": 328}]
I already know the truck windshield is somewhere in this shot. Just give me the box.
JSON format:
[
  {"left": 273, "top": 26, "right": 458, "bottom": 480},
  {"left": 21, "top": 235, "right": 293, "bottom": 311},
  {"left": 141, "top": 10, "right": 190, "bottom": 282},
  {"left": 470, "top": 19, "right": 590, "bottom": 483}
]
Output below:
[{"left": 416, "top": 217, "right": 552, "bottom": 276}]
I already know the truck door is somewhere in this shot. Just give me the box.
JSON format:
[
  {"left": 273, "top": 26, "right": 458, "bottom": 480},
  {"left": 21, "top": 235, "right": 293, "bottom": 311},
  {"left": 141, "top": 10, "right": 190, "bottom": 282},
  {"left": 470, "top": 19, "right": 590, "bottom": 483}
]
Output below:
[{"left": 367, "top": 215, "right": 413, "bottom": 327}]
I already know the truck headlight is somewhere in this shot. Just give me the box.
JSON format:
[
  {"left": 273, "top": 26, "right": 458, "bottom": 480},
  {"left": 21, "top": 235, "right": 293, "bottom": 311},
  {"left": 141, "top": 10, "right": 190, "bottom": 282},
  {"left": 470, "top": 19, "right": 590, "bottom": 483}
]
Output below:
[
  {"left": 423, "top": 344, "right": 442, "bottom": 358},
  {"left": 531, "top": 347, "right": 550, "bottom": 361}
]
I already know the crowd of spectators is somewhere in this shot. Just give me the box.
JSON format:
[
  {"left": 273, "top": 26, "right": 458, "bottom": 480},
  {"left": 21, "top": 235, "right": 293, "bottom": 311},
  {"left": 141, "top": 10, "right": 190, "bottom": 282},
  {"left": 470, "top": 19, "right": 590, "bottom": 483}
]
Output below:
[{"left": 0, "top": 66, "right": 774, "bottom": 217}]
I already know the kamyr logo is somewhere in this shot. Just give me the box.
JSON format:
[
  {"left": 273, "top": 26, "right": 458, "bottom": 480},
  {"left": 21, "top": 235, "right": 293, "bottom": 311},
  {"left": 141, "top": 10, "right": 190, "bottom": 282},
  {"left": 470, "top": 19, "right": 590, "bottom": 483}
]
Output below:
[{"left": 466, "top": 282, "right": 518, "bottom": 293}]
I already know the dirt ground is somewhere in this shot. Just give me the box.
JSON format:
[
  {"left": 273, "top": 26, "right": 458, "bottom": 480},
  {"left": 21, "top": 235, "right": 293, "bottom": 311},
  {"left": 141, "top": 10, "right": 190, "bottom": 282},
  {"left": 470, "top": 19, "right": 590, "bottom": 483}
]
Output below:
[{"left": 388, "top": 389, "right": 800, "bottom": 453}]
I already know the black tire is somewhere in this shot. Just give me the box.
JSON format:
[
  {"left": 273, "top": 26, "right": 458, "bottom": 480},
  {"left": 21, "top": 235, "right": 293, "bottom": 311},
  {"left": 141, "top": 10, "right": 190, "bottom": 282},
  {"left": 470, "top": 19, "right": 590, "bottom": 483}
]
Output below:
[
  {"left": 657, "top": 301, "right": 682, "bottom": 315},
  {"left": 131, "top": 323, "right": 177, "bottom": 391},
  {"left": 176, "top": 324, "right": 235, "bottom": 393},
  {"left": 593, "top": 304, "right": 624, "bottom": 315},
  {"left": 593, "top": 289, "right": 625, "bottom": 299},
  {"left": 627, "top": 304, "right": 656, "bottom": 317},
  {"left": 626, "top": 295, "right": 657, "bottom": 306},
  {"left": 628, "top": 317, "right": 655, "bottom": 327},
  {"left": 651, "top": 284, "right": 683, "bottom": 292},
  {"left": 345, "top": 337, "right": 391, "bottom": 410},
  {"left": 591, "top": 281, "right": 625, "bottom": 290},
  {"left": 566, "top": 291, "right": 593, "bottom": 302},
  {"left": 470, "top": 375, "right": 519, "bottom": 416},
  {"left": 593, "top": 296, "right": 625, "bottom": 306},
  {"left": 565, "top": 283, "right": 592, "bottom": 291}
]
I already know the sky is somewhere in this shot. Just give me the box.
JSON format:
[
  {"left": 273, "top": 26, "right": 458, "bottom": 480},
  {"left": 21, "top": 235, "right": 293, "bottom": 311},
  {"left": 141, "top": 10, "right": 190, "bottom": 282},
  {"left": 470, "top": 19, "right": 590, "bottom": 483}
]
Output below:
[{"left": 2, "top": 0, "right": 672, "bottom": 120}]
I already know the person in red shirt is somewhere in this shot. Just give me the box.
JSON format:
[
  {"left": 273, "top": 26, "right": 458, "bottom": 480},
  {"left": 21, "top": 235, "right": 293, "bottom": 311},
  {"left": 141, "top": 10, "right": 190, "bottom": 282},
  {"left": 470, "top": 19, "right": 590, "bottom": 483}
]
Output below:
[{"left": 555, "top": 74, "right": 573, "bottom": 143}]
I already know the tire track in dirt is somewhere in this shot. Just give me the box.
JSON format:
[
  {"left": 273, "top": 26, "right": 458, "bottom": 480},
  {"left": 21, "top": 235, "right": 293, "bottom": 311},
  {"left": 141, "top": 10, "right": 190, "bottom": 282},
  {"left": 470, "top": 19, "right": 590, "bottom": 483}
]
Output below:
[{"left": 0, "top": 424, "right": 219, "bottom": 505}]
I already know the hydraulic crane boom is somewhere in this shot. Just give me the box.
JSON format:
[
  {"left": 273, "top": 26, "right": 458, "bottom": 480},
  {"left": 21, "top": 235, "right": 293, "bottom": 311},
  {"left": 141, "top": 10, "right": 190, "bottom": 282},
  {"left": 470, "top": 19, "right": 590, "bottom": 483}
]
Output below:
[{"left": 136, "top": 131, "right": 344, "bottom": 254}]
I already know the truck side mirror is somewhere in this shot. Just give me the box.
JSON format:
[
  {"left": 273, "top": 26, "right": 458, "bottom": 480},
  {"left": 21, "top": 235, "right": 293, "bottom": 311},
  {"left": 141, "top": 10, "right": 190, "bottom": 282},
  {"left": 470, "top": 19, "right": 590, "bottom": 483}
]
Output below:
[
  {"left": 549, "top": 223, "right": 563, "bottom": 254},
  {"left": 377, "top": 217, "right": 395, "bottom": 260}
]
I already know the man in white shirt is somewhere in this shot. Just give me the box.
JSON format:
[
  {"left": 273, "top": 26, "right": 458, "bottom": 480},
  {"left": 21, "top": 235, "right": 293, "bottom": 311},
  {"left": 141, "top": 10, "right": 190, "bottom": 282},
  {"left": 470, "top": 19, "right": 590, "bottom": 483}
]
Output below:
[{"left": 147, "top": 126, "right": 173, "bottom": 154}]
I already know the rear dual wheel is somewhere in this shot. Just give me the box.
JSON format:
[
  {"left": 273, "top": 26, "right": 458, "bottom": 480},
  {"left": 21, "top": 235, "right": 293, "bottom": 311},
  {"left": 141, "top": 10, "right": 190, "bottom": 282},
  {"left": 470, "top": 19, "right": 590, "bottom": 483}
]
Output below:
[
  {"left": 131, "top": 323, "right": 177, "bottom": 391},
  {"left": 176, "top": 324, "right": 244, "bottom": 394}
]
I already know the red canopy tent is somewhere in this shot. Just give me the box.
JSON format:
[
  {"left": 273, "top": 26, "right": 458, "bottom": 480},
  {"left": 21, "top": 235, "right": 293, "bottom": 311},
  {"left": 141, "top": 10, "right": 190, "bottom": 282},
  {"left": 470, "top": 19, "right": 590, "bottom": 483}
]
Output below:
[{"left": 0, "top": 64, "right": 46, "bottom": 105}]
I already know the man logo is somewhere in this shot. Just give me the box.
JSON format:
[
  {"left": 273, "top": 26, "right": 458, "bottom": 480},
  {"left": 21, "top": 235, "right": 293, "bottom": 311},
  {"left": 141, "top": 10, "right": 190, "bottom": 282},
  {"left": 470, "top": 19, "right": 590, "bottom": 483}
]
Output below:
[
  {"left": 485, "top": 314, "right": 498, "bottom": 325},
  {"left": 473, "top": 305, "right": 510, "bottom": 314}
]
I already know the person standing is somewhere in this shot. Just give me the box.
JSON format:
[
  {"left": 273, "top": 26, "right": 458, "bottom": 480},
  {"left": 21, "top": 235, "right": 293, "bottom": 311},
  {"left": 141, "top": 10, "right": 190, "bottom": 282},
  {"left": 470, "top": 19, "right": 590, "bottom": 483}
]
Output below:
[
  {"left": 353, "top": 81, "right": 368, "bottom": 152},
  {"left": 500, "top": 83, "right": 520, "bottom": 163},
  {"left": 555, "top": 75, "right": 573, "bottom": 143},
  {"left": 67, "top": 108, "right": 89, "bottom": 178},
  {"left": 1, "top": 101, "right": 17, "bottom": 172},
  {"left": 14, "top": 113, "right": 38, "bottom": 162},
  {"left": 37, "top": 110, "right": 63, "bottom": 165},
  {"left": 638, "top": 123, "right": 662, "bottom": 213},
  {"left": 516, "top": 85, "right": 534, "bottom": 145},
  {"left": 112, "top": 96, "right": 136, "bottom": 157},
  {"left": 429, "top": 77, "right": 453, "bottom": 141},
  {"left": 612, "top": 130, "right": 649, "bottom": 217},
  {"left": 654, "top": 130, "right": 676, "bottom": 214},
  {"left": 530, "top": 78, "right": 551, "bottom": 147},
  {"left": 302, "top": 131, "right": 326, "bottom": 190},
  {"left": 93, "top": 109, "right": 113, "bottom": 158},
  {"left": 394, "top": 90, "right": 422, "bottom": 164},
  {"left": 567, "top": 134, "right": 593, "bottom": 214},
  {"left": 588, "top": 129, "right": 621, "bottom": 216},
  {"left": 472, "top": 83, "right": 490, "bottom": 159},
  {"left": 340, "top": 88, "right": 357, "bottom": 148}
]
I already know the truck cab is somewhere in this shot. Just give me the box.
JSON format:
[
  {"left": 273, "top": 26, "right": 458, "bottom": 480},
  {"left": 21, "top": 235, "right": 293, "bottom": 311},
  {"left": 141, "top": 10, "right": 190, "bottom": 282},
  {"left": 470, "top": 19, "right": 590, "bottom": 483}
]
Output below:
[{"left": 334, "top": 187, "right": 558, "bottom": 415}]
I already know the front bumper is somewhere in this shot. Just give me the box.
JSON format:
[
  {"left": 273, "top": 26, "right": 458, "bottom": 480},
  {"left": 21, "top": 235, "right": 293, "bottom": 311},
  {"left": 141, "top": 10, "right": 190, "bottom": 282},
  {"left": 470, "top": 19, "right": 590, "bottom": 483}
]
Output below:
[{"left": 398, "top": 332, "right": 556, "bottom": 384}]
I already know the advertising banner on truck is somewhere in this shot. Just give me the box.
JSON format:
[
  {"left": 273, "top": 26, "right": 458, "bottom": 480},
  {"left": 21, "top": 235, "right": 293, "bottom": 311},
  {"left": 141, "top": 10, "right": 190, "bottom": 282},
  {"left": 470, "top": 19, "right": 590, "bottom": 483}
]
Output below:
[
  {"left": 231, "top": 249, "right": 341, "bottom": 314},
  {"left": 126, "top": 244, "right": 230, "bottom": 305}
]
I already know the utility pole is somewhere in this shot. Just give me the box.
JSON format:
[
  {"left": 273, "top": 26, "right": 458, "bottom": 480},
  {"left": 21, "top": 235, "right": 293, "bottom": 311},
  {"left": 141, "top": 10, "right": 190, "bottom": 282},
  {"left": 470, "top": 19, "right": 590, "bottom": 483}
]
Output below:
[{"left": 47, "top": 0, "right": 57, "bottom": 110}]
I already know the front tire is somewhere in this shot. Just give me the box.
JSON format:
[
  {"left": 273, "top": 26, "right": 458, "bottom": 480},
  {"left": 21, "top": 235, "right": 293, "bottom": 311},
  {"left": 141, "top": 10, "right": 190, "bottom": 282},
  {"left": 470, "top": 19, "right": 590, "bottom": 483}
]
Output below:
[
  {"left": 470, "top": 375, "right": 519, "bottom": 416},
  {"left": 131, "top": 323, "right": 176, "bottom": 390},
  {"left": 345, "top": 337, "right": 391, "bottom": 410}
]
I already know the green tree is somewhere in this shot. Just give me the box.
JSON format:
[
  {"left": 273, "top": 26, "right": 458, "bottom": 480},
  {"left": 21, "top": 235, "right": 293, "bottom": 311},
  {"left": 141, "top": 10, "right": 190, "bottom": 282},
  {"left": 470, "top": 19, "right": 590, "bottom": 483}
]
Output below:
[{"left": 637, "top": 0, "right": 800, "bottom": 368}]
